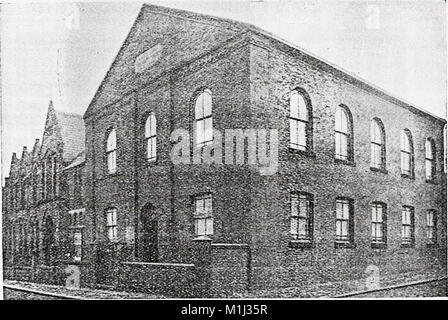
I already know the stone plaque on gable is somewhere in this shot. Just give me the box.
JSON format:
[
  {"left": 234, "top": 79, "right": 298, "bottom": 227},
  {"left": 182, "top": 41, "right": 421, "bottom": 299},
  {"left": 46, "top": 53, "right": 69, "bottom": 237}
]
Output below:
[{"left": 134, "top": 43, "right": 163, "bottom": 73}]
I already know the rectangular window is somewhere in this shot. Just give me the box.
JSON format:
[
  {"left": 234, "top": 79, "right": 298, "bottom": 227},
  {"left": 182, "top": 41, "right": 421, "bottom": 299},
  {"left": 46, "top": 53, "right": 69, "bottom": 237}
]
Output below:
[
  {"left": 335, "top": 198, "right": 354, "bottom": 245},
  {"left": 426, "top": 210, "right": 437, "bottom": 244},
  {"left": 371, "top": 203, "right": 387, "bottom": 246},
  {"left": 193, "top": 193, "right": 213, "bottom": 238},
  {"left": 290, "top": 192, "right": 313, "bottom": 242},
  {"left": 73, "top": 231, "right": 82, "bottom": 261},
  {"left": 401, "top": 206, "right": 414, "bottom": 246},
  {"left": 106, "top": 208, "right": 118, "bottom": 242}
]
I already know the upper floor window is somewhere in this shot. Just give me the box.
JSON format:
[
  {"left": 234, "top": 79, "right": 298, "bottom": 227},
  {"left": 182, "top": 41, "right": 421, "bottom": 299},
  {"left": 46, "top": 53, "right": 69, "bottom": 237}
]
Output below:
[
  {"left": 193, "top": 193, "right": 213, "bottom": 238},
  {"left": 290, "top": 192, "right": 313, "bottom": 243},
  {"left": 370, "top": 118, "right": 386, "bottom": 171},
  {"left": 289, "top": 89, "right": 312, "bottom": 152},
  {"left": 106, "top": 129, "right": 117, "bottom": 174},
  {"left": 426, "top": 210, "right": 437, "bottom": 245},
  {"left": 401, "top": 206, "right": 415, "bottom": 247},
  {"left": 145, "top": 113, "right": 157, "bottom": 162},
  {"left": 425, "top": 138, "right": 436, "bottom": 181},
  {"left": 371, "top": 202, "right": 387, "bottom": 246},
  {"left": 335, "top": 105, "right": 353, "bottom": 161},
  {"left": 400, "top": 129, "right": 414, "bottom": 177},
  {"left": 335, "top": 197, "right": 354, "bottom": 246},
  {"left": 194, "top": 89, "right": 213, "bottom": 147},
  {"left": 106, "top": 208, "right": 118, "bottom": 242}
]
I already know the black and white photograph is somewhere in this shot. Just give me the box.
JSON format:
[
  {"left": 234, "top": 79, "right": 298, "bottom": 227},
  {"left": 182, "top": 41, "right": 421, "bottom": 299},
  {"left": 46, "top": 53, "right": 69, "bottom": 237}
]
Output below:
[{"left": 1, "top": 0, "right": 447, "bottom": 303}]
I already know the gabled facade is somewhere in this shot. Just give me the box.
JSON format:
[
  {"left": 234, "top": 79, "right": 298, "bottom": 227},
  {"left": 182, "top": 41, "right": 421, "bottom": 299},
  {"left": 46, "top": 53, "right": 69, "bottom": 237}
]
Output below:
[{"left": 80, "top": 4, "right": 446, "bottom": 296}]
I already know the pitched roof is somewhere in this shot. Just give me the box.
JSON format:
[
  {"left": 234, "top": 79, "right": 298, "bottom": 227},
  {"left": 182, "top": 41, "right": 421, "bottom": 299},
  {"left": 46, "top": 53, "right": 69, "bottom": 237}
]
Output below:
[
  {"left": 54, "top": 111, "right": 85, "bottom": 162},
  {"left": 63, "top": 150, "right": 85, "bottom": 170},
  {"left": 84, "top": 3, "right": 445, "bottom": 124}
]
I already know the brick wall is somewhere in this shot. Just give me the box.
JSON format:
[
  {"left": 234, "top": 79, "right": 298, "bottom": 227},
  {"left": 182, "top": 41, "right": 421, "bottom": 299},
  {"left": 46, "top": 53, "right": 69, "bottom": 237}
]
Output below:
[
  {"left": 117, "top": 262, "right": 203, "bottom": 297},
  {"left": 247, "top": 33, "right": 447, "bottom": 291}
]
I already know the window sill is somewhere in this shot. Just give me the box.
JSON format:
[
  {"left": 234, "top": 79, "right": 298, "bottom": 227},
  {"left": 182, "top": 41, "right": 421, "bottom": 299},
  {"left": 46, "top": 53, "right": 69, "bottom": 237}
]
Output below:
[
  {"left": 68, "top": 225, "right": 85, "bottom": 230},
  {"left": 334, "top": 158, "right": 355, "bottom": 167},
  {"left": 335, "top": 241, "right": 355, "bottom": 249},
  {"left": 289, "top": 240, "right": 313, "bottom": 249},
  {"left": 400, "top": 243, "right": 415, "bottom": 249},
  {"left": 192, "top": 236, "right": 213, "bottom": 242},
  {"left": 371, "top": 242, "right": 387, "bottom": 249},
  {"left": 401, "top": 173, "right": 415, "bottom": 180},
  {"left": 144, "top": 158, "right": 159, "bottom": 166},
  {"left": 288, "top": 148, "right": 316, "bottom": 158},
  {"left": 370, "top": 167, "right": 388, "bottom": 174}
]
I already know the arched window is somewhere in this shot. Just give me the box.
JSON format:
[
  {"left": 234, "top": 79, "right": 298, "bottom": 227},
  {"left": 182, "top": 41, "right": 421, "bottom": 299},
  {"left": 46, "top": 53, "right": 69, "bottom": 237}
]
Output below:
[
  {"left": 400, "top": 129, "right": 414, "bottom": 177},
  {"left": 289, "top": 89, "right": 312, "bottom": 151},
  {"left": 145, "top": 113, "right": 157, "bottom": 162},
  {"left": 425, "top": 138, "right": 436, "bottom": 181},
  {"left": 335, "top": 105, "right": 353, "bottom": 161},
  {"left": 106, "top": 129, "right": 117, "bottom": 174},
  {"left": 194, "top": 89, "right": 213, "bottom": 146},
  {"left": 370, "top": 118, "right": 386, "bottom": 170}
]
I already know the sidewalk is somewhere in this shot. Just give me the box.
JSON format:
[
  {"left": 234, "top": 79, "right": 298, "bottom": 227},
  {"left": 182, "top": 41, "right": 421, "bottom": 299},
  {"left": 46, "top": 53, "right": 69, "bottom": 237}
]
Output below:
[
  {"left": 239, "top": 267, "right": 447, "bottom": 298},
  {"left": 3, "top": 279, "right": 165, "bottom": 299}
]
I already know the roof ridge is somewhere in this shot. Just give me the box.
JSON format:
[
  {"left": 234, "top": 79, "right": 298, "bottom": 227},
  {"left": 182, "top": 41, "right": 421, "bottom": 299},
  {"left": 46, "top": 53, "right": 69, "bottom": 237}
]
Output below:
[
  {"left": 141, "top": 2, "right": 252, "bottom": 32},
  {"left": 55, "top": 110, "right": 84, "bottom": 118},
  {"left": 143, "top": 3, "right": 446, "bottom": 122}
]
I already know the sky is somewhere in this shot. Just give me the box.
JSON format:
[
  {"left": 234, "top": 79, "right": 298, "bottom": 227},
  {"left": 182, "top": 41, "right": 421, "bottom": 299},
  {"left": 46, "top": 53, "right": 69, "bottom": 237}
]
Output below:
[{"left": 1, "top": 0, "right": 446, "bottom": 181}]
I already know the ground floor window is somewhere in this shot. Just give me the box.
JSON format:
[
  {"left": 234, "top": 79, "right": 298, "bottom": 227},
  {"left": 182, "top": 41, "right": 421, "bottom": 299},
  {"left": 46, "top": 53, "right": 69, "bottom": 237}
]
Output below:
[
  {"left": 335, "top": 197, "right": 354, "bottom": 245},
  {"left": 290, "top": 192, "right": 313, "bottom": 242},
  {"left": 426, "top": 210, "right": 437, "bottom": 244},
  {"left": 73, "top": 231, "right": 82, "bottom": 261},
  {"left": 371, "top": 202, "right": 387, "bottom": 245},
  {"left": 106, "top": 208, "right": 118, "bottom": 242},
  {"left": 193, "top": 193, "right": 213, "bottom": 238},
  {"left": 401, "top": 206, "right": 415, "bottom": 246}
]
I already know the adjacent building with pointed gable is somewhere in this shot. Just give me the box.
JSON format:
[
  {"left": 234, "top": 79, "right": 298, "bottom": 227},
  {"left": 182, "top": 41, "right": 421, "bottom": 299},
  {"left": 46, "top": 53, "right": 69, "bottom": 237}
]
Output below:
[
  {"left": 3, "top": 4, "right": 447, "bottom": 297},
  {"left": 3, "top": 101, "right": 86, "bottom": 276}
]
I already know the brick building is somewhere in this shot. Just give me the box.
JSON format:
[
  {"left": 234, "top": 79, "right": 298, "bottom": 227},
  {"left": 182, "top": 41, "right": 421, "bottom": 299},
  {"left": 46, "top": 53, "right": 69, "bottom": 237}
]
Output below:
[
  {"left": 3, "top": 4, "right": 447, "bottom": 297},
  {"left": 3, "top": 101, "right": 86, "bottom": 280}
]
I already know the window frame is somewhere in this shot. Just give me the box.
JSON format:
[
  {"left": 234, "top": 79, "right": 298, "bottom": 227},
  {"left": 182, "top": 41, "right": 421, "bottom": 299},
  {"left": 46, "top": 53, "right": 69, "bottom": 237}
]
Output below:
[
  {"left": 105, "top": 208, "right": 118, "bottom": 243},
  {"left": 370, "top": 118, "right": 387, "bottom": 172},
  {"left": 193, "top": 193, "right": 213, "bottom": 239},
  {"left": 425, "top": 138, "right": 437, "bottom": 182},
  {"left": 401, "top": 206, "right": 415, "bottom": 248},
  {"left": 144, "top": 112, "right": 157, "bottom": 162},
  {"left": 106, "top": 129, "right": 117, "bottom": 174},
  {"left": 193, "top": 88, "right": 213, "bottom": 148},
  {"left": 335, "top": 197, "right": 355, "bottom": 248},
  {"left": 289, "top": 192, "right": 314, "bottom": 248},
  {"left": 400, "top": 129, "right": 414, "bottom": 178},
  {"left": 288, "top": 88, "right": 313, "bottom": 154},
  {"left": 426, "top": 209, "right": 437, "bottom": 246},
  {"left": 73, "top": 230, "right": 82, "bottom": 261},
  {"left": 334, "top": 105, "right": 354, "bottom": 163},
  {"left": 371, "top": 202, "right": 387, "bottom": 248}
]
